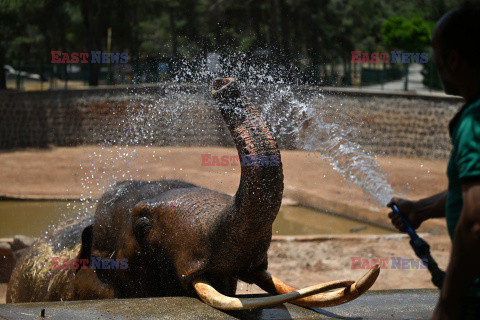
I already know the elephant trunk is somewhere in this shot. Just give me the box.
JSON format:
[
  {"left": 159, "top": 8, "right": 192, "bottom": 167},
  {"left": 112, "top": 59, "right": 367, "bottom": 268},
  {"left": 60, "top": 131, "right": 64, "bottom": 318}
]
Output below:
[{"left": 212, "top": 78, "right": 284, "bottom": 263}]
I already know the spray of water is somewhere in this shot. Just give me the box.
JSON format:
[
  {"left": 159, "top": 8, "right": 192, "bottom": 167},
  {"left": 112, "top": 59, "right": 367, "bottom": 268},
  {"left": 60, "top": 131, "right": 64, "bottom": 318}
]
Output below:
[
  {"left": 66, "top": 52, "right": 396, "bottom": 228},
  {"left": 260, "top": 86, "right": 395, "bottom": 206},
  {"left": 211, "top": 53, "right": 396, "bottom": 205}
]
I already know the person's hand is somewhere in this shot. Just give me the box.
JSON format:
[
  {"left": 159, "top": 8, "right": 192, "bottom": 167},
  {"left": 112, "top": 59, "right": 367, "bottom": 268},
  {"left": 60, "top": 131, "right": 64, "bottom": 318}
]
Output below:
[{"left": 387, "top": 197, "right": 423, "bottom": 232}]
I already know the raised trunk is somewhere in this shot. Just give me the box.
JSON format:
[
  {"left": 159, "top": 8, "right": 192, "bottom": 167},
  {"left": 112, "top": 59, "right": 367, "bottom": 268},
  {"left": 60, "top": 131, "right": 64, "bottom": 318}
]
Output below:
[{"left": 212, "top": 78, "right": 283, "bottom": 270}]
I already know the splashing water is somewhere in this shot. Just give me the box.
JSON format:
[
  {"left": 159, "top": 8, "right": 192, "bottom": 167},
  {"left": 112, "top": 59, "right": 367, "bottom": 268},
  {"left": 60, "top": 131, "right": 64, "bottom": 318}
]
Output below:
[
  {"left": 259, "top": 85, "right": 395, "bottom": 206},
  {"left": 66, "top": 52, "right": 396, "bottom": 230},
  {"left": 214, "top": 53, "right": 396, "bottom": 205}
]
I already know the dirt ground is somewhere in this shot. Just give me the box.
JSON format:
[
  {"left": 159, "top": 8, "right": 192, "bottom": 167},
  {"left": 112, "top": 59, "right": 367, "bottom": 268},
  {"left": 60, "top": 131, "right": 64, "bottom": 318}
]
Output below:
[
  {"left": 237, "top": 233, "right": 451, "bottom": 295},
  {"left": 0, "top": 146, "right": 449, "bottom": 232},
  {"left": 0, "top": 146, "right": 452, "bottom": 302}
]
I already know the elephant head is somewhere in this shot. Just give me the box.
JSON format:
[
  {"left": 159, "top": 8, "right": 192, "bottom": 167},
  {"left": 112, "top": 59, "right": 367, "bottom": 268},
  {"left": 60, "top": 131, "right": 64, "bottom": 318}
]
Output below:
[
  {"left": 79, "top": 78, "right": 379, "bottom": 309},
  {"left": 192, "top": 79, "right": 380, "bottom": 309},
  {"left": 7, "top": 78, "right": 379, "bottom": 309}
]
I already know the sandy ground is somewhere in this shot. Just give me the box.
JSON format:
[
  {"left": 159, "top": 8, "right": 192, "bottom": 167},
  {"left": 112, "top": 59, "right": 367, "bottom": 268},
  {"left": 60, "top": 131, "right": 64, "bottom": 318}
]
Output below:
[
  {"left": 0, "top": 146, "right": 448, "bottom": 231},
  {"left": 0, "top": 146, "right": 451, "bottom": 301},
  {"left": 237, "top": 234, "right": 450, "bottom": 295}
]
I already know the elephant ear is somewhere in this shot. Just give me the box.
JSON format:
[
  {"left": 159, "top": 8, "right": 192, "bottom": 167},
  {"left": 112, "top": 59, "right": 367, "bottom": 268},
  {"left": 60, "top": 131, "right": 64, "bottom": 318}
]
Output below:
[
  {"left": 72, "top": 224, "right": 116, "bottom": 300},
  {"left": 76, "top": 225, "right": 93, "bottom": 274}
]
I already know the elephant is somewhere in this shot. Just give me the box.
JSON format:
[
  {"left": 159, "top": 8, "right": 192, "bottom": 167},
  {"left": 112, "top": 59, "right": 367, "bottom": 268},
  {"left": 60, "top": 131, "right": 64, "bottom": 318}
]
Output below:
[{"left": 7, "top": 78, "right": 380, "bottom": 310}]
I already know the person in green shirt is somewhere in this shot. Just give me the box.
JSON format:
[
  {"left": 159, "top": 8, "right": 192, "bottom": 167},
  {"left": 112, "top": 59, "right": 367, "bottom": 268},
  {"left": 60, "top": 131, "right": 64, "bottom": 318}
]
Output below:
[{"left": 387, "top": 2, "right": 480, "bottom": 319}]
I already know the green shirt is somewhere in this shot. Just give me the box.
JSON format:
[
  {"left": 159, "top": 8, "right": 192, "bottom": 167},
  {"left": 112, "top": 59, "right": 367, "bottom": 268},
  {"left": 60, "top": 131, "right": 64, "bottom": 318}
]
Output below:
[{"left": 447, "top": 95, "right": 480, "bottom": 298}]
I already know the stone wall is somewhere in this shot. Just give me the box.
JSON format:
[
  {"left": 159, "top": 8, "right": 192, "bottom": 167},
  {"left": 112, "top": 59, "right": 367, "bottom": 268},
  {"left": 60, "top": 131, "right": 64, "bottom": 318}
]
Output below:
[
  {"left": 0, "top": 85, "right": 229, "bottom": 149},
  {"left": 0, "top": 84, "right": 463, "bottom": 159},
  {"left": 309, "top": 89, "right": 462, "bottom": 158}
]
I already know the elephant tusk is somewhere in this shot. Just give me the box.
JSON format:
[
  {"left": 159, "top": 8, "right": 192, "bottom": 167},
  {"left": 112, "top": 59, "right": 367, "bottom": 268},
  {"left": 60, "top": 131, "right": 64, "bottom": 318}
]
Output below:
[
  {"left": 253, "top": 264, "right": 381, "bottom": 308},
  {"left": 192, "top": 277, "right": 354, "bottom": 310}
]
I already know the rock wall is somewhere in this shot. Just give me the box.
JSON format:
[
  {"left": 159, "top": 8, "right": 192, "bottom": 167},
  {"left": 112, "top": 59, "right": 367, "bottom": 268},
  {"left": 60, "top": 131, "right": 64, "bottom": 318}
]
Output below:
[
  {"left": 0, "top": 85, "right": 229, "bottom": 149},
  {"left": 0, "top": 85, "right": 463, "bottom": 159},
  {"left": 312, "top": 90, "right": 462, "bottom": 158}
]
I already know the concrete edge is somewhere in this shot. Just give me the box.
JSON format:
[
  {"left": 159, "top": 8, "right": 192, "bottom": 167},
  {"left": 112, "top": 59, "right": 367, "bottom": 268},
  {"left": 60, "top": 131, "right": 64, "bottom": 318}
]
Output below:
[
  {"left": 0, "top": 195, "right": 84, "bottom": 201},
  {"left": 283, "top": 185, "right": 448, "bottom": 235},
  {"left": 270, "top": 233, "right": 433, "bottom": 242},
  {"left": 0, "top": 289, "right": 440, "bottom": 320}
]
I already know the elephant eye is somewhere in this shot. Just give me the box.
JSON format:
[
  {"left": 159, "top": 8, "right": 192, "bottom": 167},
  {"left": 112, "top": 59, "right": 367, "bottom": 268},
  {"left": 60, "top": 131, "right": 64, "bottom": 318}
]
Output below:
[{"left": 134, "top": 217, "right": 152, "bottom": 241}]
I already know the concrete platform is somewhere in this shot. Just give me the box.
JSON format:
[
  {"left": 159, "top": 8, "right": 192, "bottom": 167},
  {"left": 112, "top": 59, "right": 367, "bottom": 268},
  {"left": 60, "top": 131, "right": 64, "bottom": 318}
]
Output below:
[{"left": 0, "top": 289, "right": 438, "bottom": 320}]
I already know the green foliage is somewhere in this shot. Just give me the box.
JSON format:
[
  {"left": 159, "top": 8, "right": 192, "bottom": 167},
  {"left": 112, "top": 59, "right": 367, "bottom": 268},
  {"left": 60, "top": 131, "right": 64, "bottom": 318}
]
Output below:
[
  {"left": 0, "top": 0, "right": 466, "bottom": 87},
  {"left": 381, "top": 16, "right": 432, "bottom": 52}
]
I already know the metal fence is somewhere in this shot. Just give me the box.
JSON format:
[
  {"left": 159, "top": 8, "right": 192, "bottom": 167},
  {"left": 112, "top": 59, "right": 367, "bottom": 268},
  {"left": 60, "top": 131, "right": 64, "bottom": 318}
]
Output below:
[
  {"left": 360, "top": 66, "right": 403, "bottom": 85},
  {"left": 5, "top": 60, "right": 438, "bottom": 91},
  {"left": 5, "top": 60, "right": 173, "bottom": 91}
]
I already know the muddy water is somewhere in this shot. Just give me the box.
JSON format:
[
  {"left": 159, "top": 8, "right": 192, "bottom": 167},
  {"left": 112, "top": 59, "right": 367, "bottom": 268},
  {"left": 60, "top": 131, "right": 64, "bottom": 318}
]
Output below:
[
  {"left": 274, "top": 206, "right": 391, "bottom": 235},
  {"left": 0, "top": 201, "right": 391, "bottom": 238},
  {"left": 0, "top": 201, "right": 93, "bottom": 238}
]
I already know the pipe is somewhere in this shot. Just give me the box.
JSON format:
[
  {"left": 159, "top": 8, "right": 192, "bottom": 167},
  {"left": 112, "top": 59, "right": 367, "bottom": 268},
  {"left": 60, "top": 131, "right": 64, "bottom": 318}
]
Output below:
[{"left": 391, "top": 204, "right": 445, "bottom": 289}]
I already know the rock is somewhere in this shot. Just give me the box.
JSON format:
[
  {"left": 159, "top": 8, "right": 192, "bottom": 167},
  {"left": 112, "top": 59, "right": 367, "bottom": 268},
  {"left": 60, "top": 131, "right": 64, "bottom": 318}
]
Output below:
[
  {"left": 11, "top": 235, "right": 34, "bottom": 251},
  {"left": 0, "top": 242, "right": 11, "bottom": 256},
  {"left": 281, "top": 197, "right": 299, "bottom": 206}
]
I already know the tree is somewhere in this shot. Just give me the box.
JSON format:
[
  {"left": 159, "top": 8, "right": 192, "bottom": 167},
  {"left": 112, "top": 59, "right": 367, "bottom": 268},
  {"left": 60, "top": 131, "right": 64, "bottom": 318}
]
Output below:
[
  {"left": 0, "top": 0, "right": 465, "bottom": 89},
  {"left": 0, "top": 0, "right": 18, "bottom": 89},
  {"left": 381, "top": 16, "right": 431, "bottom": 91}
]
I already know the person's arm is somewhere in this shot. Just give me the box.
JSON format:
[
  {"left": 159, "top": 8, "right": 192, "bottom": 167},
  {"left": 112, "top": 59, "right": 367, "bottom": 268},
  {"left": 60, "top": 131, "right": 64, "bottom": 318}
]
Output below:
[
  {"left": 388, "top": 191, "right": 448, "bottom": 232},
  {"left": 431, "top": 181, "right": 480, "bottom": 319}
]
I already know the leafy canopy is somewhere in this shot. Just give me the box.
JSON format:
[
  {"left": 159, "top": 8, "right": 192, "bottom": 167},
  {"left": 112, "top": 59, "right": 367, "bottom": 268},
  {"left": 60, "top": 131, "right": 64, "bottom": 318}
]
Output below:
[{"left": 381, "top": 16, "right": 431, "bottom": 52}]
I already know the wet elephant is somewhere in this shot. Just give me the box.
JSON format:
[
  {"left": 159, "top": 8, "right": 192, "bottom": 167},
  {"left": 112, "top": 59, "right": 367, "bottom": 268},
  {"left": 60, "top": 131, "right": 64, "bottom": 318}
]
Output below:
[{"left": 7, "top": 78, "right": 379, "bottom": 309}]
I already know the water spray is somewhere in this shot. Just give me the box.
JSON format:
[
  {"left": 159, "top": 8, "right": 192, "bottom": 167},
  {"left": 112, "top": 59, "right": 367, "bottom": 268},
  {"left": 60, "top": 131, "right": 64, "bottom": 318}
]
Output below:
[{"left": 391, "top": 204, "right": 445, "bottom": 289}]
